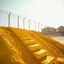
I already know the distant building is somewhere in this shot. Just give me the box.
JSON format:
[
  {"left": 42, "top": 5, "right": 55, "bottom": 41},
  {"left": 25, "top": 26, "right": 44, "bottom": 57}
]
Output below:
[
  {"left": 57, "top": 26, "right": 64, "bottom": 35},
  {"left": 41, "top": 27, "right": 57, "bottom": 35}
]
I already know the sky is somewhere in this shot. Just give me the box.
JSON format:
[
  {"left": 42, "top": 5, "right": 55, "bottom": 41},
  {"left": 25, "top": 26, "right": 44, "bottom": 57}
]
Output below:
[{"left": 0, "top": 0, "right": 64, "bottom": 28}]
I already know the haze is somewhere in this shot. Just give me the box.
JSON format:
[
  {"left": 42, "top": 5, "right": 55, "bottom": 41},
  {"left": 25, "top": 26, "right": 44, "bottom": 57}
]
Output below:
[{"left": 0, "top": 0, "right": 64, "bottom": 28}]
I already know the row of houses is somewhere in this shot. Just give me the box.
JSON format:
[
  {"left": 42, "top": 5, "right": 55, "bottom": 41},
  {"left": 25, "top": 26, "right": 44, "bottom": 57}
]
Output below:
[{"left": 41, "top": 26, "right": 64, "bottom": 35}]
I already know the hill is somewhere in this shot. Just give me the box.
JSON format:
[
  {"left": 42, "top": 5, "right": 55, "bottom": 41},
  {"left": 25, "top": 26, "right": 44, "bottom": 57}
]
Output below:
[{"left": 0, "top": 26, "right": 64, "bottom": 64}]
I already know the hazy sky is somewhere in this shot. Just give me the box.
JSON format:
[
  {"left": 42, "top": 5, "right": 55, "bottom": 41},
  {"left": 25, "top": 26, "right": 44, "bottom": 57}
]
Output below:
[{"left": 0, "top": 0, "right": 64, "bottom": 28}]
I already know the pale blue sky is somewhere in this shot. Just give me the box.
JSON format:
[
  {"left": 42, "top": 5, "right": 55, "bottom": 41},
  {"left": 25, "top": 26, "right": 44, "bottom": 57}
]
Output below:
[
  {"left": 0, "top": 0, "right": 34, "bottom": 14},
  {"left": 0, "top": 0, "right": 64, "bottom": 28}
]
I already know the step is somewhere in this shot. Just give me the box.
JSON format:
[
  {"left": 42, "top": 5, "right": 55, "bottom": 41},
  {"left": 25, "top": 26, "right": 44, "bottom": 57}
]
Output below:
[
  {"left": 41, "top": 56, "right": 54, "bottom": 64},
  {"left": 23, "top": 40, "right": 36, "bottom": 45},
  {"left": 19, "top": 37, "right": 32, "bottom": 41},
  {"left": 8, "top": 27, "right": 29, "bottom": 36},
  {"left": 33, "top": 49, "right": 47, "bottom": 60},
  {"left": 8, "top": 27, "right": 25, "bottom": 33},
  {"left": 14, "top": 33, "right": 28, "bottom": 37},
  {"left": 57, "top": 57, "right": 64, "bottom": 63},
  {"left": 27, "top": 44, "right": 41, "bottom": 51},
  {"left": 19, "top": 36, "right": 31, "bottom": 40}
]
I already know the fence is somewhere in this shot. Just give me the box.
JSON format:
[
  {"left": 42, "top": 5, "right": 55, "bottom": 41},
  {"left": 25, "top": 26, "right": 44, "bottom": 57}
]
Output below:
[{"left": 0, "top": 9, "right": 43, "bottom": 32}]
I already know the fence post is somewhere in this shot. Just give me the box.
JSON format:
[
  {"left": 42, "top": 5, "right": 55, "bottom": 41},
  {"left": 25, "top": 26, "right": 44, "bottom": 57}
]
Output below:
[
  {"left": 8, "top": 12, "right": 11, "bottom": 27},
  {"left": 41, "top": 24, "right": 42, "bottom": 32},
  {"left": 38, "top": 23, "right": 40, "bottom": 32},
  {"left": 23, "top": 17, "right": 26, "bottom": 29},
  {"left": 18, "top": 15, "right": 20, "bottom": 28},
  {"left": 35, "top": 21, "right": 37, "bottom": 31},
  {"left": 29, "top": 19, "right": 31, "bottom": 30}
]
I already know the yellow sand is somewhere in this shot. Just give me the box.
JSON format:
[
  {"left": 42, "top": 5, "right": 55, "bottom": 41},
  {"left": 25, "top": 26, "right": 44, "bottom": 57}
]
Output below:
[{"left": 0, "top": 26, "right": 64, "bottom": 64}]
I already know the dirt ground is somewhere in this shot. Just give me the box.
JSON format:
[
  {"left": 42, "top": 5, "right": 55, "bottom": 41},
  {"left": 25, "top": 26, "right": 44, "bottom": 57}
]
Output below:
[{"left": 50, "top": 36, "right": 64, "bottom": 44}]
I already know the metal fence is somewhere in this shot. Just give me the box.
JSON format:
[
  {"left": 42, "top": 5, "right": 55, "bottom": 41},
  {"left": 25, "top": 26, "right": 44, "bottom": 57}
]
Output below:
[{"left": 0, "top": 9, "right": 43, "bottom": 32}]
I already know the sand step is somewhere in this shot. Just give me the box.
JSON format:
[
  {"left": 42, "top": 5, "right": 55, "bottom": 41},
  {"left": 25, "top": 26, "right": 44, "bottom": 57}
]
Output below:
[
  {"left": 20, "top": 38, "right": 32, "bottom": 41},
  {"left": 41, "top": 56, "right": 54, "bottom": 64},
  {"left": 33, "top": 49, "right": 47, "bottom": 60},
  {"left": 7, "top": 27, "right": 25, "bottom": 33},
  {"left": 56, "top": 57, "right": 64, "bottom": 64},
  {"left": 27, "top": 44, "right": 41, "bottom": 51},
  {"left": 19, "top": 36, "right": 31, "bottom": 40},
  {"left": 14, "top": 33, "right": 29, "bottom": 37},
  {"left": 19, "top": 36, "right": 33, "bottom": 41},
  {"left": 7, "top": 27, "right": 29, "bottom": 36},
  {"left": 22, "top": 40, "right": 36, "bottom": 45}
]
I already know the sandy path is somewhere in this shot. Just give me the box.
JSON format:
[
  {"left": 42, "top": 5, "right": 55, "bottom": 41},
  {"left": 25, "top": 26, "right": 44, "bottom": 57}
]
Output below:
[{"left": 51, "top": 36, "right": 64, "bottom": 44}]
